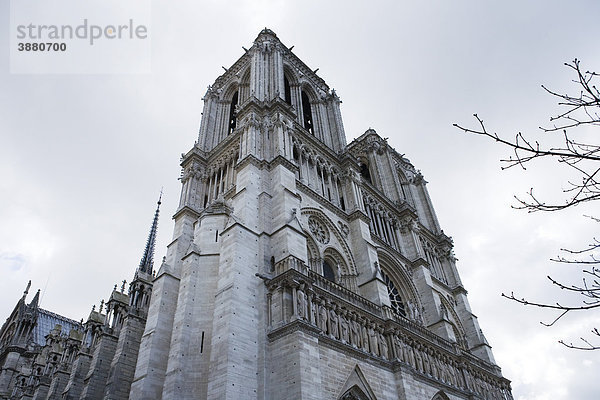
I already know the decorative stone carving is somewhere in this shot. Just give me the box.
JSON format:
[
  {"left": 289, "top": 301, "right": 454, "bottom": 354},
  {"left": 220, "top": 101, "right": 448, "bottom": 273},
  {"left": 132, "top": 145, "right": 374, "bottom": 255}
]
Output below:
[
  {"left": 310, "top": 297, "right": 319, "bottom": 326},
  {"left": 296, "top": 285, "right": 308, "bottom": 320},
  {"left": 367, "top": 324, "right": 379, "bottom": 356},
  {"left": 308, "top": 216, "right": 329, "bottom": 244},
  {"left": 337, "top": 221, "right": 349, "bottom": 238},
  {"left": 399, "top": 216, "right": 418, "bottom": 234},
  {"left": 406, "top": 300, "right": 423, "bottom": 325},
  {"left": 318, "top": 300, "right": 328, "bottom": 332},
  {"left": 339, "top": 311, "right": 349, "bottom": 344},
  {"left": 378, "top": 329, "right": 388, "bottom": 359},
  {"left": 265, "top": 264, "right": 510, "bottom": 399},
  {"left": 328, "top": 308, "right": 339, "bottom": 339},
  {"left": 350, "top": 315, "right": 361, "bottom": 349},
  {"left": 360, "top": 319, "right": 369, "bottom": 352}
]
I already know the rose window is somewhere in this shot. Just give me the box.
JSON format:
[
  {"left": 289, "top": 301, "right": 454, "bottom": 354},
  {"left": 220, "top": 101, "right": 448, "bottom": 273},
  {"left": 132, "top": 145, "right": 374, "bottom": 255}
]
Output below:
[{"left": 308, "top": 216, "right": 329, "bottom": 244}]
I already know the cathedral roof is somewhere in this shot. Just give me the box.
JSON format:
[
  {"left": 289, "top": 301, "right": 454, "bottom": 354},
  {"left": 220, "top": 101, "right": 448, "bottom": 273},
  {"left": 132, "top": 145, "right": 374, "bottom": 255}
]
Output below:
[{"left": 32, "top": 308, "right": 81, "bottom": 346}]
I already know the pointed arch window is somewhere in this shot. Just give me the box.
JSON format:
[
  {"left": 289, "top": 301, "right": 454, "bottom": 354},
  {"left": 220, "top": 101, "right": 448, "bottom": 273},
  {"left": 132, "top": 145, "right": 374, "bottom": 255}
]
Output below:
[
  {"left": 431, "top": 391, "right": 451, "bottom": 400},
  {"left": 228, "top": 91, "right": 239, "bottom": 134},
  {"left": 381, "top": 270, "right": 406, "bottom": 317},
  {"left": 284, "top": 75, "right": 292, "bottom": 105},
  {"left": 340, "top": 386, "right": 371, "bottom": 400},
  {"left": 301, "top": 91, "right": 313, "bottom": 134},
  {"left": 322, "top": 260, "right": 336, "bottom": 283},
  {"left": 359, "top": 162, "right": 372, "bottom": 184}
]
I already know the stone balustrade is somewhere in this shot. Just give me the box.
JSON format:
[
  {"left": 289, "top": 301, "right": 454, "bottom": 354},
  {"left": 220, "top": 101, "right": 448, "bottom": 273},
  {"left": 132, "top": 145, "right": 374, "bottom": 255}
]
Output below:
[{"left": 266, "top": 269, "right": 512, "bottom": 400}]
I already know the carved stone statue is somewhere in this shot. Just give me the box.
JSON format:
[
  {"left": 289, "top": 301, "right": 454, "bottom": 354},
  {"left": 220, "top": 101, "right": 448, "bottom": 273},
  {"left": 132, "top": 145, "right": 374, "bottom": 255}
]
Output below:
[
  {"left": 350, "top": 316, "right": 361, "bottom": 348},
  {"left": 393, "top": 334, "right": 404, "bottom": 362},
  {"left": 367, "top": 324, "right": 379, "bottom": 356},
  {"left": 378, "top": 330, "right": 388, "bottom": 359},
  {"left": 407, "top": 300, "right": 417, "bottom": 321},
  {"left": 360, "top": 320, "right": 369, "bottom": 352},
  {"left": 296, "top": 286, "right": 308, "bottom": 320},
  {"left": 422, "top": 348, "right": 431, "bottom": 376},
  {"left": 309, "top": 297, "right": 317, "bottom": 325},
  {"left": 339, "top": 312, "right": 349, "bottom": 343},
  {"left": 318, "top": 301, "right": 328, "bottom": 333},
  {"left": 414, "top": 345, "right": 423, "bottom": 372},
  {"left": 402, "top": 336, "right": 416, "bottom": 368},
  {"left": 328, "top": 308, "right": 339, "bottom": 339},
  {"left": 432, "top": 352, "right": 440, "bottom": 379}
]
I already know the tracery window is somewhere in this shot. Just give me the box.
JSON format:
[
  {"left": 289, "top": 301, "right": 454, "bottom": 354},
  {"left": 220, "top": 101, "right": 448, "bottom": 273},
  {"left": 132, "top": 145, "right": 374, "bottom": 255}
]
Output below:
[
  {"left": 322, "top": 260, "right": 336, "bottom": 283},
  {"left": 339, "top": 385, "right": 372, "bottom": 400},
  {"left": 228, "top": 91, "right": 239, "bottom": 134},
  {"left": 431, "top": 391, "right": 451, "bottom": 400},
  {"left": 420, "top": 237, "right": 448, "bottom": 284},
  {"left": 308, "top": 216, "right": 329, "bottom": 244},
  {"left": 359, "top": 162, "right": 372, "bottom": 184},
  {"left": 284, "top": 75, "right": 292, "bottom": 105},
  {"left": 301, "top": 91, "right": 313, "bottom": 134},
  {"left": 381, "top": 270, "right": 406, "bottom": 317}
]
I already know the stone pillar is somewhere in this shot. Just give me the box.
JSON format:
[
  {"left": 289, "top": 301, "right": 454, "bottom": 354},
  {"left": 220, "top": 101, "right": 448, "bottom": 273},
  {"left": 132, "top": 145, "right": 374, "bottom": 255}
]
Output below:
[
  {"left": 31, "top": 377, "right": 50, "bottom": 400},
  {"left": 453, "top": 288, "right": 496, "bottom": 364},
  {"left": 160, "top": 203, "right": 226, "bottom": 399},
  {"left": 46, "top": 369, "right": 70, "bottom": 400},
  {"left": 0, "top": 350, "right": 22, "bottom": 397},
  {"left": 80, "top": 333, "right": 118, "bottom": 400},
  {"left": 347, "top": 211, "right": 390, "bottom": 307},
  {"left": 103, "top": 313, "right": 147, "bottom": 400},
  {"left": 267, "top": 330, "right": 323, "bottom": 400},
  {"left": 130, "top": 206, "right": 196, "bottom": 400},
  {"left": 129, "top": 265, "right": 180, "bottom": 400},
  {"left": 205, "top": 160, "right": 263, "bottom": 400},
  {"left": 269, "top": 158, "right": 306, "bottom": 269},
  {"left": 62, "top": 351, "right": 92, "bottom": 400}
]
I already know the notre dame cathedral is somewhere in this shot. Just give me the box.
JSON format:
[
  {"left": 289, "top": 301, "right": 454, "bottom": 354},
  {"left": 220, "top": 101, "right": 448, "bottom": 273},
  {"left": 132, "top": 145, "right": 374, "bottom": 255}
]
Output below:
[{"left": 0, "top": 29, "right": 512, "bottom": 400}]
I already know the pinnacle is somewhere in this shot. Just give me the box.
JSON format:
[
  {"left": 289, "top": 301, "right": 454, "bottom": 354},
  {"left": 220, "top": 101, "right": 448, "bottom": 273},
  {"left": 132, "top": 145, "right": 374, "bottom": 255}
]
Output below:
[
  {"left": 255, "top": 28, "right": 279, "bottom": 42},
  {"left": 28, "top": 289, "right": 40, "bottom": 307},
  {"left": 259, "top": 27, "right": 277, "bottom": 37},
  {"left": 138, "top": 192, "right": 162, "bottom": 275},
  {"left": 22, "top": 280, "right": 31, "bottom": 299}
]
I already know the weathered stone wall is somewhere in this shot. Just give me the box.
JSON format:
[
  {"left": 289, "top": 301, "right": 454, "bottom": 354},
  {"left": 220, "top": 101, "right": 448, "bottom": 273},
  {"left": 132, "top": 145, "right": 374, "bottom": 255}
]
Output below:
[
  {"left": 80, "top": 334, "right": 117, "bottom": 400},
  {"left": 103, "top": 314, "right": 146, "bottom": 400}
]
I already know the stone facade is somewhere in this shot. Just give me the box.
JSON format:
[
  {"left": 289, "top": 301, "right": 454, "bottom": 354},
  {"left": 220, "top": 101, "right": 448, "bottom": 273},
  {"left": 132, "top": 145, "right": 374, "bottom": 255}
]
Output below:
[{"left": 0, "top": 29, "right": 512, "bottom": 399}]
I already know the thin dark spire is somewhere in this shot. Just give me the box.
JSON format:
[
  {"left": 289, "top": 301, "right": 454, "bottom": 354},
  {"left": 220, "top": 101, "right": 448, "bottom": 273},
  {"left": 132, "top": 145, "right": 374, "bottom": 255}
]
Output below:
[
  {"left": 139, "top": 190, "right": 162, "bottom": 274},
  {"left": 22, "top": 280, "right": 31, "bottom": 300}
]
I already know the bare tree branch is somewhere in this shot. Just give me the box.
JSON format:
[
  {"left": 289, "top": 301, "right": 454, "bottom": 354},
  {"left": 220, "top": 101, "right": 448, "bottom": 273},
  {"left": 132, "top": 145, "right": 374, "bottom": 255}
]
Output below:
[{"left": 457, "top": 59, "right": 600, "bottom": 350}]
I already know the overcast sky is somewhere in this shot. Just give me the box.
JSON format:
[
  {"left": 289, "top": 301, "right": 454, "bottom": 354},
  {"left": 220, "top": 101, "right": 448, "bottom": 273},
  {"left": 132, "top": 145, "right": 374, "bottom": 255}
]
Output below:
[{"left": 1, "top": 1, "right": 599, "bottom": 399}]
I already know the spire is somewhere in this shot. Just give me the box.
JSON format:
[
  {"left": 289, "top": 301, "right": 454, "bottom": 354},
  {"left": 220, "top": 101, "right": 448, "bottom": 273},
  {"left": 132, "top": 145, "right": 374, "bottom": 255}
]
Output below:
[
  {"left": 22, "top": 280, "right": 31, "bottom": 300},
  {"left": 28, "top": 289, "right": 40, "bottom": 308},
  {"left": 139, "top": 191, "right": 162, "bottom": 274}
]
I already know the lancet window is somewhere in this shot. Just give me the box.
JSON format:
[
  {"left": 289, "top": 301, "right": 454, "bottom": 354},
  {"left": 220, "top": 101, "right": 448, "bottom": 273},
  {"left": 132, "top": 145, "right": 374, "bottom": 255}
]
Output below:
[
  {"left": 201, "top": 153, "right": 239, "bottom": 208},
  {"left": 291, "top": 140, "right": 347, "bottom": 211},
  {"left": 322, "top": 260, "right": 336, "bottom": 283},
  {"left": 380, "top": 270, "right": 406, "bottom": 317},
  {"left": 228, "top": 91, "right": 239, "bottom": 134},
  {"left": 420, "top": 237, "right": 448, "bottom": 284},
  {"left": 284, "top": 75, "right": 292, "bottom": 105},
  {"left": 363, "top": 196, "right": 400, "bottom": 252},
  {"left": 301, "top": 91, "right": 313, "bottom": 134},
  {"left": 359, "top": 161, "right": 372, "bottom": 184}
]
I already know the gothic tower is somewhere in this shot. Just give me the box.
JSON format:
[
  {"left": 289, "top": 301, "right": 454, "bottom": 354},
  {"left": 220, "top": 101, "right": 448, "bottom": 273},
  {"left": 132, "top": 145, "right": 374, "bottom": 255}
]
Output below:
[{"left": 131, "top": 29, "right": 512, "bottom": 400}]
